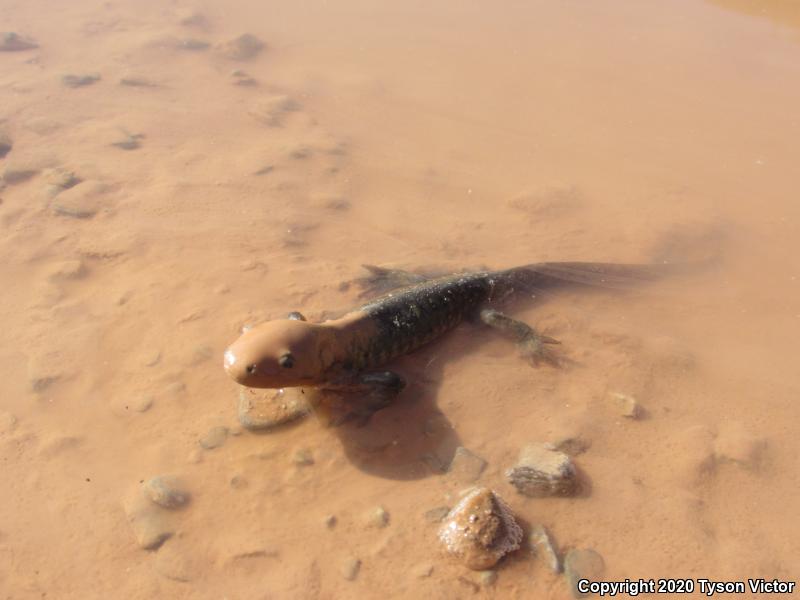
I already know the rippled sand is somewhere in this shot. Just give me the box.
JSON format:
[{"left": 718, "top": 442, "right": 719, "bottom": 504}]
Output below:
[{"left": 1, "top": 0, "right": 799, "bottom": 598}]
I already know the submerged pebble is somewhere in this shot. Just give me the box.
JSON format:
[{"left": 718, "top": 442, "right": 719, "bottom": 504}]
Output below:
[
  {"left": 530, "top": 525, "right": 561, "bottom": 573},
  {"left": 447, "top": 446, "right": 487, "bottom": 484},
  {"left": 143, "top": 475, "right": 190, "bottom": 509},
  {"left": 62, "top": 73, "right": 101, "bottom": 88},
  {"left": 122, "top": 487, "right": 174, "bottom": 550},
  {"left": 610, "top": 392, "right": 643, "bottom": 419},
  {"left": 714, "top": 421, "right": 766, "bottom": 469},
  {"left": 479, "top": 570, "right": 497, "bottom": 586},
  {"left": 0, "top": 412, "right": 18, "bottom": 435},
  {"left": 216, "top": 33, "right": 265, "bottom": 61},
  {"left": 439, "top": 487, "right": 523, "bottom": 570},
  {"left": 506, "top": 443, "right": 578, "bottom": 497},
  {"left": 365, "top": 506, "right": 389, "bottom": 528},
  {"left": 199, "top": 426, "right": 229, "bottom": 449},
  {"left": 424, "top": 506, "right": 450, "bottom": 524},
  {"left": 564, "top": 548, "right": 605, "bottom": 599},
  {"left": 237, "top": 387, "right": 310, "bottom": 430},
  {"left": 0, "top": 131, "right": 11, "bottom": 158},
  {"left": 52, "top": 181, "right": 114, "bottom": 219},
  {"left": 340, "top": 557, "right": 361, "bottom": 581},
  {"left": 248, "top": 95, "right": 300, "bottom": 127},
  {"left": 291, "top": 448, "right": 314, "bottom": 466},
  {"left": 1, "top": 32, "right": 38, "bottom": 52}
]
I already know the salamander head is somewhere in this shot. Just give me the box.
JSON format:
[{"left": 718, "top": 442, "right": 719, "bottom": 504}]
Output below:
[{"left": 224, "top": 319, "right": 325, "bottom": 388}]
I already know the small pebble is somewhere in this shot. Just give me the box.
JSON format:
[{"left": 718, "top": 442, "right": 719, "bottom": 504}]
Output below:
[
  {"left": 143, "top": 475, "right": 190, "bottom": 509},
  {"left": 479, "top": 570, "right": 497, "bottom": 586},
  {"left": 199, "top": 426, "right": 229, "bottom": 450},
  {"left": 62, "top": 73, "right": 101, "bottom": 88},
  {"left": 564, "top": 549, "right": 605, "bottom": 599},
  {"left": 122, "top": 488, "right": 174, "bottom": 550},
  {"left": 0, "top": 412, "right": 18, "bottom": 435},
  {"left": 324, "top": 514, "right": 337, "bottom": 529},
  {"left": 238, "top": 387, "right": 310, "bottom": 430},
  {"left": 423, "top": 506, "right": 450, "bottom": 523},
  {"left": 340, "top": 557, "right": 361, "bottom": 581},
  {"left": 291, "top": 448, "right": 314, "bottom": 466},
  {"left": 129, "top": 395, "right": 154, "bottom": 413},
  {"left": 365, "top": 506, "right": 389, "bottom": 528},
  {"left": 119, "top": 76, "right": 158, "bottom": 88},
  {"left": 530, "top": 525, "right": 561, "bottom": 573},
  {"left": 0, "top": 131, "right": 11, "bottom": 158},
  {"left": 1, "top": 32, "right": 38, "bottom": 52},
  {"left": 413, "top": 563, "right": 434, "bottom": 578},
  {"left": 447, "top": 446, "right": 487, "bottom": 483},
  {"left": 610, "top": 392, "right": 643, "bottom": 419},
  {"left": 216, "top": 33, "right": 265, "bottom": 61},
  {"left": 230, "top": 474, "right": 248, "bottom": 489}
]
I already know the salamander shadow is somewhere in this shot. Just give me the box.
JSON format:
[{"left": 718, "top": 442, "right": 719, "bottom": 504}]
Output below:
[{"left": 312, "top": 340, "right": 477, "bottom": 481}]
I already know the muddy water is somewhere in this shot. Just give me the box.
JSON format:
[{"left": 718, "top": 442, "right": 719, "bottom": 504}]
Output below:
[{"left": 1, "top": 0, "right": 799, "bottom": 598}]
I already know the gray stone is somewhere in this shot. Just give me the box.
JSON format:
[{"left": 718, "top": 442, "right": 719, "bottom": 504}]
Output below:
[
  {"left": 216, "top": 34, "right": 265, "bottom": 61},
  {"left": 506, "top": 443, "right": 577, "bottom": 497},
  {"left": 143, "top": 476, "right": 190, "bottom": 509},
  {"left": 448, "top": 446, "right": 487, "bottom": 483},
  {"left": 340, "top": 557, "right": 361, "bottom": 581},
  {"left": 530, "top": 525, "right": 561, "bottom": 573},
  {"left": 237, "top": 387, "right": 310, "bottom": 430},
  {"left": 564, "top": 549, "right": 605, "bottom": 599},
  {"left": 199, "top": 426, "right": 229, "bottom": 449},
  {"left": 479, "top": 570, "right": 497, "bottom": 586},
  {"left": 1, "top": 32, "right": 38, "bottom": 52},
  {"left": 423, "top": 506, "right": 450, "bottom": 523},
  {"left": 62, "top": 73, "right": 101, "bottom": 88}
]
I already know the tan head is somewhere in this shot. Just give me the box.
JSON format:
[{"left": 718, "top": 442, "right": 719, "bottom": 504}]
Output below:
[{"left": 223, "top": 319, "right": 326, "bottom": 388}]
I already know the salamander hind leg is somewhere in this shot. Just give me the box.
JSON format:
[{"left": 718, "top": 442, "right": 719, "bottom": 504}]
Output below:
[{"left": 480, "top": 308, "right": 563, "bottom": 367}]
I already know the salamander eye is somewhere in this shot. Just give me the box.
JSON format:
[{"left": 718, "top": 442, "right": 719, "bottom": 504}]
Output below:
[
  {"left": 278, "top": 353, "right": 295, "bottom": 368},
  {"left": 246, "top": 364, "right": 257, "bottom": 375}
]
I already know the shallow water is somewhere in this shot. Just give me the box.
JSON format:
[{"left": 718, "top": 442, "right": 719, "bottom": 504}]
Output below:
[{"left": 1, "top": 0, "right": 799, "bottom": 598}]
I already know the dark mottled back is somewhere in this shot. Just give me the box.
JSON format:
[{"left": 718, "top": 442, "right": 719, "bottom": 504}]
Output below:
[{"left": 356, "top": 272, "right": 493, "bottom": 366}]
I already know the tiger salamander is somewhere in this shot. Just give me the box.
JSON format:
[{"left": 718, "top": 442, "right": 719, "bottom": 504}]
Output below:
[{"left": 223, "top": 262, "right": 665, "bottom": 418}]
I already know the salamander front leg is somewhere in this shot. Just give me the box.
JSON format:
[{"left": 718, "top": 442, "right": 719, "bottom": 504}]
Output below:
[
  {"left": 480, "top": 308, "right": 562, "bottom": 367},
  {"left": 314, "top": 371, "right": 406, "bottom": 426}
]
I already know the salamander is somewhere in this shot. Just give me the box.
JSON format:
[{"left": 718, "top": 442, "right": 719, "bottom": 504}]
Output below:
[{"left": 223, "top": 262, "right": 667, "bottom": 421}]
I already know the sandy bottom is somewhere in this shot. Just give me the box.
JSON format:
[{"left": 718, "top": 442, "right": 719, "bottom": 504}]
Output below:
[{"left": 1, "top": 0, "right": 799, "bottom": 598}]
